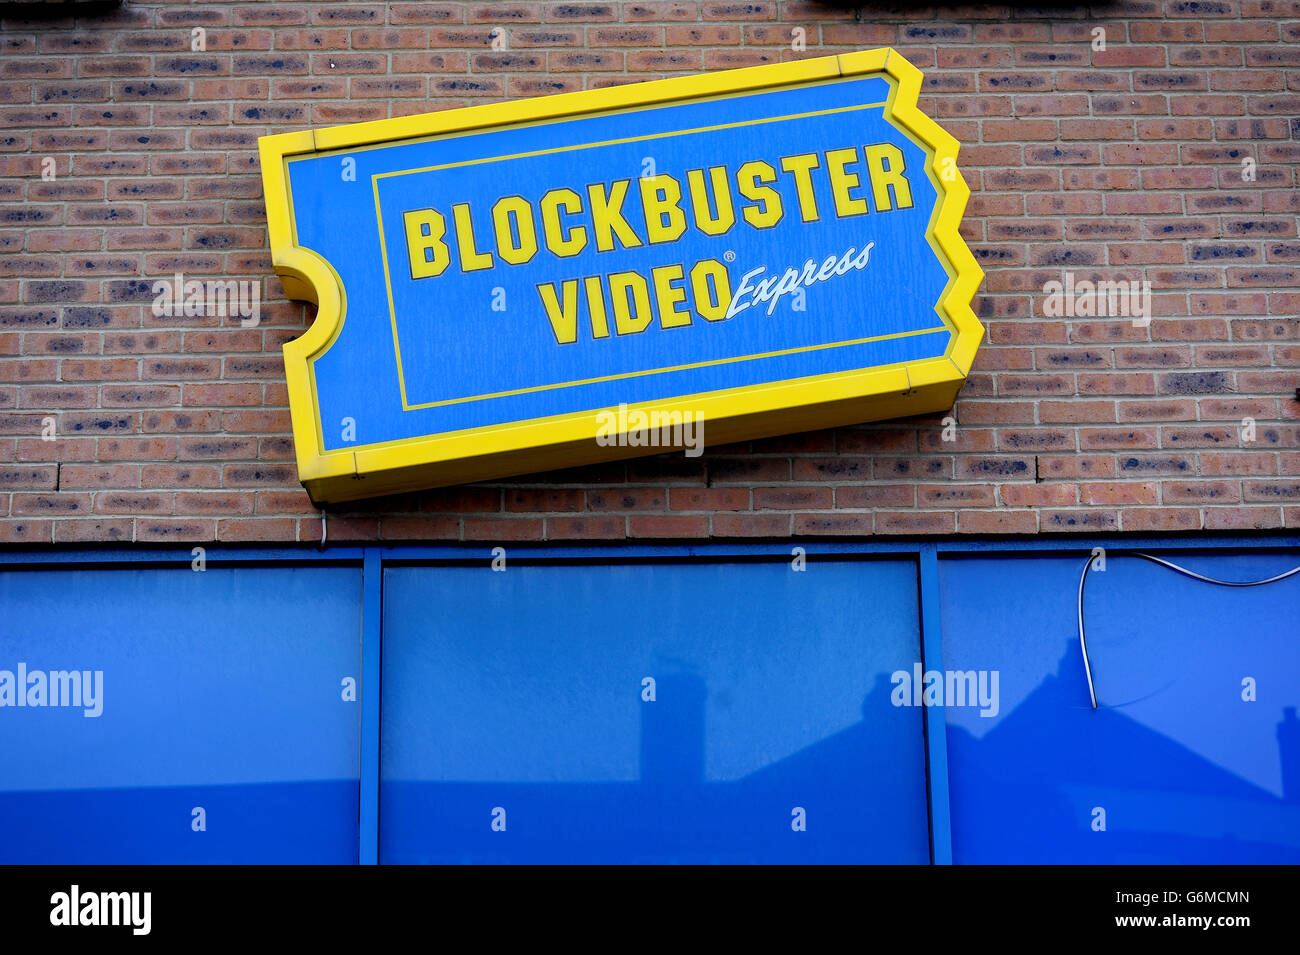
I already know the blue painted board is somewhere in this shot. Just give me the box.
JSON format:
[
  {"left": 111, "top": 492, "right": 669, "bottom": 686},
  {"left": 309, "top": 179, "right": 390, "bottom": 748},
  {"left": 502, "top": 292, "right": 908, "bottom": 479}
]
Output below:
[
  {"left": 287, "top": 75, "right": 950, "bottom": 445},
  {"left": 380, "top": 559, "right": 929, "bottom": 863},
  {"left": 939, "top": 553, "right": 1300, "bottom": 864},
  {"left": 0, "top": 566, "right": 363, "bottom": 863}
]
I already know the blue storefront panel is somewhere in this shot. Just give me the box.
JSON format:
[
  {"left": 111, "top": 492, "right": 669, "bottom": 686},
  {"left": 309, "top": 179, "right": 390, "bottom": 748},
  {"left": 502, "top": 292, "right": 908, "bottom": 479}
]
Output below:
[
  {"left": 939, "top": 553, "right": 1300, "bottom": 864},
  {"left": 1, "top": 539, "right": 1294, "bottom": 865},
  {"left": 379, "top": 559, "right": 930, "bottom": 863},
  {"left": 0, "top": 565, "right": 363, "bottom": 864}
]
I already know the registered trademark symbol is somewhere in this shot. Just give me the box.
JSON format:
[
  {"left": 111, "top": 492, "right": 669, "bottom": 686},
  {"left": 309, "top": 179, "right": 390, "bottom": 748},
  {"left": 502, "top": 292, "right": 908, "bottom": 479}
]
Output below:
[{"left": 724, "top": 250, "right": 735, "bottom": 262}]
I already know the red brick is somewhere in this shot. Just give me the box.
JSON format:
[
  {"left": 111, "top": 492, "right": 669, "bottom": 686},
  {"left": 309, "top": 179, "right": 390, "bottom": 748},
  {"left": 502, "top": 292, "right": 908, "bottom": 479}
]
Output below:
[
  {"left": 753, "top": 486, "right": 832, "bottom": 510},
  {"left": 875, "top": 512, "right": 957, "bottom": 535},
  {"left": 1040, "top": 509, "right": 1120, "bottom": 532},
  {"left": 794, "top": 513, "right": 875, "bottom": 536},
  {"left": 462, "top": 517, "right": 544, "bottom": 541},
  {"left": 54, "top": 518, "right": 132, "bottom": 542},
  {"left": 584, "top": 488, "right": 665, "bottom": 511},
  {"left": 916, "top": 484, "right": 994, "bottom": 507},
  {"left": 504, "top": 489, "right": 584, "bottom": 512},
  {"left": 669, "top": 487, "right": 748, "bottom": 511},
  {"left": 0, "top": 11, "right": 1293, "bottom": 546},
  {"left": 628, "top": 515, "right": 709, "bottom": 538},
  {"left": 217, "top": 518, "right": 299, "bottom": 541},
  {"left": 957, "top": 510, "right": 1037, "bottom": 535},
  {"left": 1163, "top": 480, "right": 1241, "bottom": 504},
  {"left": 546, "top": 515, "right": 627, "bottom": 539},
  {"left": 835, "top": 485, "right": 916, "bottom": 508},
  {"left": 377, "top": 516, "right": 461, "bottom": 540},
  {"left": 1203, "top": 506, "right": 1284, "bottom": 530},
  {"left": 1080, "top": 481, "right": 1159, "bottom": 506},
  {"left": 1120, "top": 508, "right": 1203, "bottom": 531},
  {"left": 713, "top": 513, "right": 792, "bottom": 537},
  {"left": 1000, "top": 483, "right": 1079, "bottom": 508},
  {"left": 0, "top": 519, "right": 53, "bottom": 542}
]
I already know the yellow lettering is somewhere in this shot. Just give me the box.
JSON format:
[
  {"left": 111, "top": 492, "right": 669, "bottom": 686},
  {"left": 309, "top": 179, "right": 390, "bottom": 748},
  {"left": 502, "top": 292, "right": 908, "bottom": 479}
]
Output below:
[
  {"left": 584, "top": 275, "right": 610, "bottom": 339},
  {"left": 652, "top": 264, "right": 690, "bottom": 329},
  {"left": 864, "top": 143, "right": 913, "bottom": 212},
  {"left": 451, "top": 203, "right": 493, "bottom": 272},
  {"left": 537, "top": 280, "right": 579, "bottom": 344},
  {"left": 404, "top": 208, "right": 449, "bottom": 279},
  {"left": 825, "top": 148, "right": 869, "bottom": 217},
  {"left": 540, "top": 188, "right": 588, "bottom": 257},
  {"left": 492, "top": 195, "right": 538, "bottom": 266},
  {"left": 686, "top": 166, "right": 736, "bottom": 237},
  {"left": 639, "top": 174, "right": 687, "bottom": 245},
  {"left": 587, "top": 180, "right": 642, "bottom": 252},
  {"left": 690, "top": 259, "right": 731, "bottom": 322},
  {"left": 737, "top": 160, "right": 782, "bottom": 229},
  {"left": 609, "top": 270, "right": 652, "bottom": 335},
  {"left": 779, "top": 153, "right": 821, "bottom": 223}
]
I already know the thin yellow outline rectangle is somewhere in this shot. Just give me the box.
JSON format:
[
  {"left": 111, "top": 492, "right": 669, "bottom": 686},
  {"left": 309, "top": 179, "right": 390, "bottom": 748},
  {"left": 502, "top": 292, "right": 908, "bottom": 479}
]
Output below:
[{"left": 370, "top": 97, "right": 902, "bottom": 411}]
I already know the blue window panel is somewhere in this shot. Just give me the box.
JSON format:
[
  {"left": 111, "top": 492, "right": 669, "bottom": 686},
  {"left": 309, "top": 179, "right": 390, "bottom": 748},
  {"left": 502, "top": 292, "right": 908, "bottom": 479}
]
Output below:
[
  {"left": 0, "top": 566, "right": 363, "bottom": 863},
  {"left": 380, "top": 560, "right": 928, "bottom": 863},
  {"left": 939, "top": 553, "right": 1300, "bottom": 864}
]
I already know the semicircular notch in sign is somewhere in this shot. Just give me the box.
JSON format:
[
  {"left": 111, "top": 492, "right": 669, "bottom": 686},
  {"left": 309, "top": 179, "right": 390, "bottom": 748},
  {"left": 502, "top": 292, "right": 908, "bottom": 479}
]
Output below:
[{"left": 259, "top": 48, "right": 984, "bottom": 504}]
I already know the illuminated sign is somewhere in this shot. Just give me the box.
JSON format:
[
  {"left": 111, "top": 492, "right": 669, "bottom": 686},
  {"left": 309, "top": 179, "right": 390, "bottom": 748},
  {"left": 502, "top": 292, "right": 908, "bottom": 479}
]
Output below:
[{"left": 259, "top": 49, "right": 983, "bottom": 503}]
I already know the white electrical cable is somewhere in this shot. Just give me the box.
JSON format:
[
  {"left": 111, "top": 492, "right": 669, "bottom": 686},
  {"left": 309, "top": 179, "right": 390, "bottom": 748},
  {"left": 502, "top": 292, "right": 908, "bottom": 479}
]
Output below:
[{"left": 1078, "top": 551, "right": 1300, "bottom": 710}]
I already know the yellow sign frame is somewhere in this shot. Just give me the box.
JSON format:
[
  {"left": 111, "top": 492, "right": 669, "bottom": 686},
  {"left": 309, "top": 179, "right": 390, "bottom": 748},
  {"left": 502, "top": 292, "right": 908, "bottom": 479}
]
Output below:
[{"left": 259, "top": 49, "right": 984, "bottom": 503}]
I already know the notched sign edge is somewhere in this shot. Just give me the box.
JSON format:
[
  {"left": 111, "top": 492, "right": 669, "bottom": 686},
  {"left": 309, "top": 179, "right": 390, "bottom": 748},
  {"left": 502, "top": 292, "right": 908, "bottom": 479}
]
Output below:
[{"left": 258, "top": 48, "right": 985, "bottom": 504}]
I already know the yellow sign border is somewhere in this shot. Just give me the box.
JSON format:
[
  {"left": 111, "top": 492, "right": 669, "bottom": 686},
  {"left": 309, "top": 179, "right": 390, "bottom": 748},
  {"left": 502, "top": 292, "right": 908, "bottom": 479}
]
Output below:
[{"left": 258, "top": 49, "right": 984, "bottom": 504}]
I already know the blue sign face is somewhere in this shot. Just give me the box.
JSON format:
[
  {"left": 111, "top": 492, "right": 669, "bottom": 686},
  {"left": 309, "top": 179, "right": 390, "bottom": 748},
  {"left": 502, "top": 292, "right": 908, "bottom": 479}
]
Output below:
[{"left": 261, "top": 51, "right": 983, "bottom": 501}]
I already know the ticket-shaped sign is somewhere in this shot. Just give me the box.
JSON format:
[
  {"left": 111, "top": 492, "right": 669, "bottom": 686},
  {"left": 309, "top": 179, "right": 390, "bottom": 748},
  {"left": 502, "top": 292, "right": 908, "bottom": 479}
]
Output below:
[{"left": 260, "top": 49, "right": 983, "bottom": 503}]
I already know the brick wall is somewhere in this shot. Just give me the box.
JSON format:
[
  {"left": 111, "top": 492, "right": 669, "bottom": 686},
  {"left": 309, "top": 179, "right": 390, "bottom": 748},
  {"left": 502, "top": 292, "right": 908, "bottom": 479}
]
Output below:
[{"left": 1, "top": 1, "right": 1297, "bottom": 545}]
